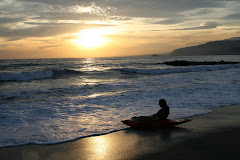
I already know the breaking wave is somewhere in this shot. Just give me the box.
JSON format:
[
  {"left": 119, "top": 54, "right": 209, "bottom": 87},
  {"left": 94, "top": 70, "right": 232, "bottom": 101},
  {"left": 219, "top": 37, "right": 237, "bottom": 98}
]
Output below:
[
  {"left": 0, "top": 69, "right": 83, "bottom": 82},
  {"left": 1, "top": 64, "right": 240, "bottom": 82}
]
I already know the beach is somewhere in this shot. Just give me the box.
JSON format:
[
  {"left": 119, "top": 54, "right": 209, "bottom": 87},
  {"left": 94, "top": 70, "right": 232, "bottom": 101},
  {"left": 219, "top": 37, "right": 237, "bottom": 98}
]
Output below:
[{"left": 0, "top": 104, "right": 239, "bottom": 160}]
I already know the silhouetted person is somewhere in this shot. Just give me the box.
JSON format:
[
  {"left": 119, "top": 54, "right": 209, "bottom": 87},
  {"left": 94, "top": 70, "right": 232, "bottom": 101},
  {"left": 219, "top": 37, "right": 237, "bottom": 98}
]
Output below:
[{"left": 132, "top": 99, "right": 169, "bottom": 121}]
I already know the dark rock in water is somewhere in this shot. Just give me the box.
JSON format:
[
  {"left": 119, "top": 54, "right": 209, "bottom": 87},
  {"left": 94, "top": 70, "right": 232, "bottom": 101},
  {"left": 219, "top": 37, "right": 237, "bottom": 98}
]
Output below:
[
  {"left": 162, "top": 60, "right": 240, "bottom": 66},
  {"left": 5, "top": 96, "right": 21, "bottom": 101},
  {"left": 0, "top": 116, "right": 7, "bottom": 119}
]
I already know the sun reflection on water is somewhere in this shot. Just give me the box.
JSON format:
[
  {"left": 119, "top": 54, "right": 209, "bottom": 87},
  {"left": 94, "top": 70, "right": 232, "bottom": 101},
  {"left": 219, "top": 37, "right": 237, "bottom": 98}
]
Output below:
[{"left": 82, "top": 58, "right": 99, "bottom": 71}]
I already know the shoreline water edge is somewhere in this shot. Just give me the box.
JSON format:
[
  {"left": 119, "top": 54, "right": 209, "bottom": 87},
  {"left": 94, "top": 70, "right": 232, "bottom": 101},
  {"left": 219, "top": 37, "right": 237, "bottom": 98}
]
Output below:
[{"left": 0, "top": 104, "right": 239, "bottom": 160}]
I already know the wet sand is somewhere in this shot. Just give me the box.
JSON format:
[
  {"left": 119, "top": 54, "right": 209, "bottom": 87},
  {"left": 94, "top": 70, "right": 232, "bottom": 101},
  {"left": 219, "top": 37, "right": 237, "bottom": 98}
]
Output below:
[{"left": 0, "top": 104, "right": 239, "bottom": 160}]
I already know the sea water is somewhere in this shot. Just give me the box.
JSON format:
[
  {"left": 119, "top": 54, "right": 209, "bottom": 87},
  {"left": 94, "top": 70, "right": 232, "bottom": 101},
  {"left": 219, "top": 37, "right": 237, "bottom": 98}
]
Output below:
[{"left": 0, "top": 55, "right": 240, "bottom": 147}]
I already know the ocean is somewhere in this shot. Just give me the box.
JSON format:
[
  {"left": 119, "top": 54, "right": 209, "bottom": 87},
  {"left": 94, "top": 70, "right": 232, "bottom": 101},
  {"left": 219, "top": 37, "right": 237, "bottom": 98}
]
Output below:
[{"left": 0, "top": 55, "right": 240, "bottom": 147}]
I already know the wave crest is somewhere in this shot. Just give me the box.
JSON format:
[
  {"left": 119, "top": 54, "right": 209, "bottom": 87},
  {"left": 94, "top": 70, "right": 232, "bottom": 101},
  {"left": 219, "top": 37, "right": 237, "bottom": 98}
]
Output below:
[
  {"left": 0, "top": 70, "right": 53, "bottom": 82},
  {"left": 0, "top": 69, "right": 83, "bottom": 82}
]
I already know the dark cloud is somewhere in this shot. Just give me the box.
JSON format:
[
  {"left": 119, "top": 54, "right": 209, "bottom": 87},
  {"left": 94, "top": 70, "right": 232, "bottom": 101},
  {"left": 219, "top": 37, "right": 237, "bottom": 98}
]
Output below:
[
  {"left": 17, "top": 0, "right": 221, "bottom": 18},
  {"left": 7, "top": 0, "right": 227, "bottom": 26},
  {"left": 17, "top": 0, "right": 93, "bottom": 6},
  {"left": 34, "top": 12, "right": 103, "bottom": 21},
  {"left": 3, "top": 37, "right": 23, "bottom": 42},
  {"left": 153, "top": 17, "right": 186, "bottom": 25},
  {"left": 39, "top": 44, "right": 62, "bottom": 49},
  {"left": 171, "top": 22, "right": 220, "bottom": 30},
  {"left": 102, "top": 0, "right": 220, "bottom": 18},
  {"left": 0, "top": 0, "right": 238, "bottom": 41},
  {"left": 0, "top": 23, "right": 112, "bottom": 40},
  {"left": 222, "top": 13, "right": 240, "bottom": 20},
  {"left": 16, "top": 1, "right": 130, "bottom": 21},
  {"left": 24, "top": 22, "right": 82, "bottom": 25},
  {"left": 32, "top": 12, "right": 131, "bottom": 21},
  {"left": 0, "top": 17, "right": 24, "bottom": 24},
  {"left": 183, "top": 8, "right": 213, "bottom": 17}
]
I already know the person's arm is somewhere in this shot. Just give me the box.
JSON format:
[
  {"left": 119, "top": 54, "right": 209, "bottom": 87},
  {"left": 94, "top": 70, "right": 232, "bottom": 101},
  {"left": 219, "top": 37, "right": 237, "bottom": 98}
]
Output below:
[{"left": 148, "top": 112, "right": 159, "bottom": 119}]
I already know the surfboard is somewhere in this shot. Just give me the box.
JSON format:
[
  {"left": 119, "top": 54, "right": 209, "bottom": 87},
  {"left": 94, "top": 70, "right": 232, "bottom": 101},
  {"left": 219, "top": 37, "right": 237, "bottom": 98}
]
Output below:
[{"left": 121, "top": 119, "right": 191, "bottom": 128}]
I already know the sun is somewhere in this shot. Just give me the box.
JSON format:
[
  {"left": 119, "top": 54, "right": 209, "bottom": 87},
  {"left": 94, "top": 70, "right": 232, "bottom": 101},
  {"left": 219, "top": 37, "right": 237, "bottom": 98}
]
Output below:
[{"left": 73, "top": 29, "right": 109, "bottom": 48}]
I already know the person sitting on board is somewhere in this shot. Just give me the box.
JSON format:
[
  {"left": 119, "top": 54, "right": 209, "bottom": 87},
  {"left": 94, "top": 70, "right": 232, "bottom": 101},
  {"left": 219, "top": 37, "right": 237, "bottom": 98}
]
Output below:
[{"left": 132, "top": 99, "right": 169, "bottom": 122}]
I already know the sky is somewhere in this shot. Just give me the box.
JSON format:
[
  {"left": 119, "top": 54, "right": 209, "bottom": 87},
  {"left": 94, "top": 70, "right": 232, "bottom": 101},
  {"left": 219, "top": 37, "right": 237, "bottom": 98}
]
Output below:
[{"left": 0, "top": 0, "right": 240, "bottom": 59}]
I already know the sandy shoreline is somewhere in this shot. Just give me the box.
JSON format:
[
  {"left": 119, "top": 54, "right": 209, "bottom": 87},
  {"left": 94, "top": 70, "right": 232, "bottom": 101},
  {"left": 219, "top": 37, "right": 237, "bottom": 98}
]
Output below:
[{"left": 0, "top": 104, "right": 240, "bottom": 160}]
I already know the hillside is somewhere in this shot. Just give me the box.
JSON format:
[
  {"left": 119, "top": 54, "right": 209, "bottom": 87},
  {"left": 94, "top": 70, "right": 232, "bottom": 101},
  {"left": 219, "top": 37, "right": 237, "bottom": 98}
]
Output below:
[{"left": 172, "top": 38, "right": 240, "bottom": 56}]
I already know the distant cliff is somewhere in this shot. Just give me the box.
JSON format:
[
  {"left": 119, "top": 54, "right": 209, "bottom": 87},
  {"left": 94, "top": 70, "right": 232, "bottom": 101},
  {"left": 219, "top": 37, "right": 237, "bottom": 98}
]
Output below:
[{"left": 172, "top": 38, "right": 240, "bottom": 56}]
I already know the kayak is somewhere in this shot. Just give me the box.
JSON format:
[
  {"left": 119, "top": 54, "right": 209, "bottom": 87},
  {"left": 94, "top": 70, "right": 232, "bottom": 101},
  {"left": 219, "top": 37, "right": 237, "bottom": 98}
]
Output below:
[{"left": 121, "top": 119, "right": 191, "bottom": 128}]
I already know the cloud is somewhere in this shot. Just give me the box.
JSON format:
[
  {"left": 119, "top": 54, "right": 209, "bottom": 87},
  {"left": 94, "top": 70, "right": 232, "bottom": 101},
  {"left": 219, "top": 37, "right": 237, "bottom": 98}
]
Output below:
[
  {"left": 0, "top": 23, "right": 112, "bottom": 40},
  {"left": 222, "top": 13, "right": 240, "bottom": 20},
  {"left": 171, "top": 22, "right": 220, "bottom": 30},
  {"left": 17, "top": 0, "right": 221, "bottom": 18},
  {"left": 181, "top": 8, "right": 214, "bottom": 17},
  {"left": 16, "top": 1, "right": 130, "bottom": 21},
  {"left": 0, "top": 1, "right": 239, "bottom": 41},
  {"left": 34, "top": 12, "right": 103, "bottom": 21},
  {"left": 0, "top": 17, "right": 24, "bottom": 24},
  {"left": 103, "top": 0, "right": 220, "bottom": 18},
  {"left": 153, "top": 17, "right": 186, "bottom": 25},
  {"left": 38, "top": 44, "right": 62, "bottom": 49},
  {"left": 33, "top": 11, "right": 131, "bottom": 21},
  {"left": 5, "top": 1, "right": 230, "bottom": 23},
  {"left": 24, "top": 22, "right": 79, "bottom": 25},
  {"left": 18, "top": 0, "right": 94, "bottom": 6}
]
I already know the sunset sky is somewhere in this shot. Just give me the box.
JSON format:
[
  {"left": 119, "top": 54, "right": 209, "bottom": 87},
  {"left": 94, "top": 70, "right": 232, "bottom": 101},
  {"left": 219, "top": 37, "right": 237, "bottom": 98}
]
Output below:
[{"left": 0, "top": 0, "right": 240, "bottom": 59}]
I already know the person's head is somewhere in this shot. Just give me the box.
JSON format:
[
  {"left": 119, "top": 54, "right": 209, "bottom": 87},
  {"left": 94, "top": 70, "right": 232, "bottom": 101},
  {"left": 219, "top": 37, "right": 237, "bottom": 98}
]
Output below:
[{"left": 159, "top": 99, "right": 168, "bottom": 108}]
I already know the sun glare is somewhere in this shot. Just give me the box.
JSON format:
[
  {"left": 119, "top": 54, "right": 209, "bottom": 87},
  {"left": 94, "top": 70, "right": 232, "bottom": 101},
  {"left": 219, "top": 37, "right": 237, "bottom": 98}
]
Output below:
[{"left": 73, "top": 29, "right": 109, "bottom": 48}]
